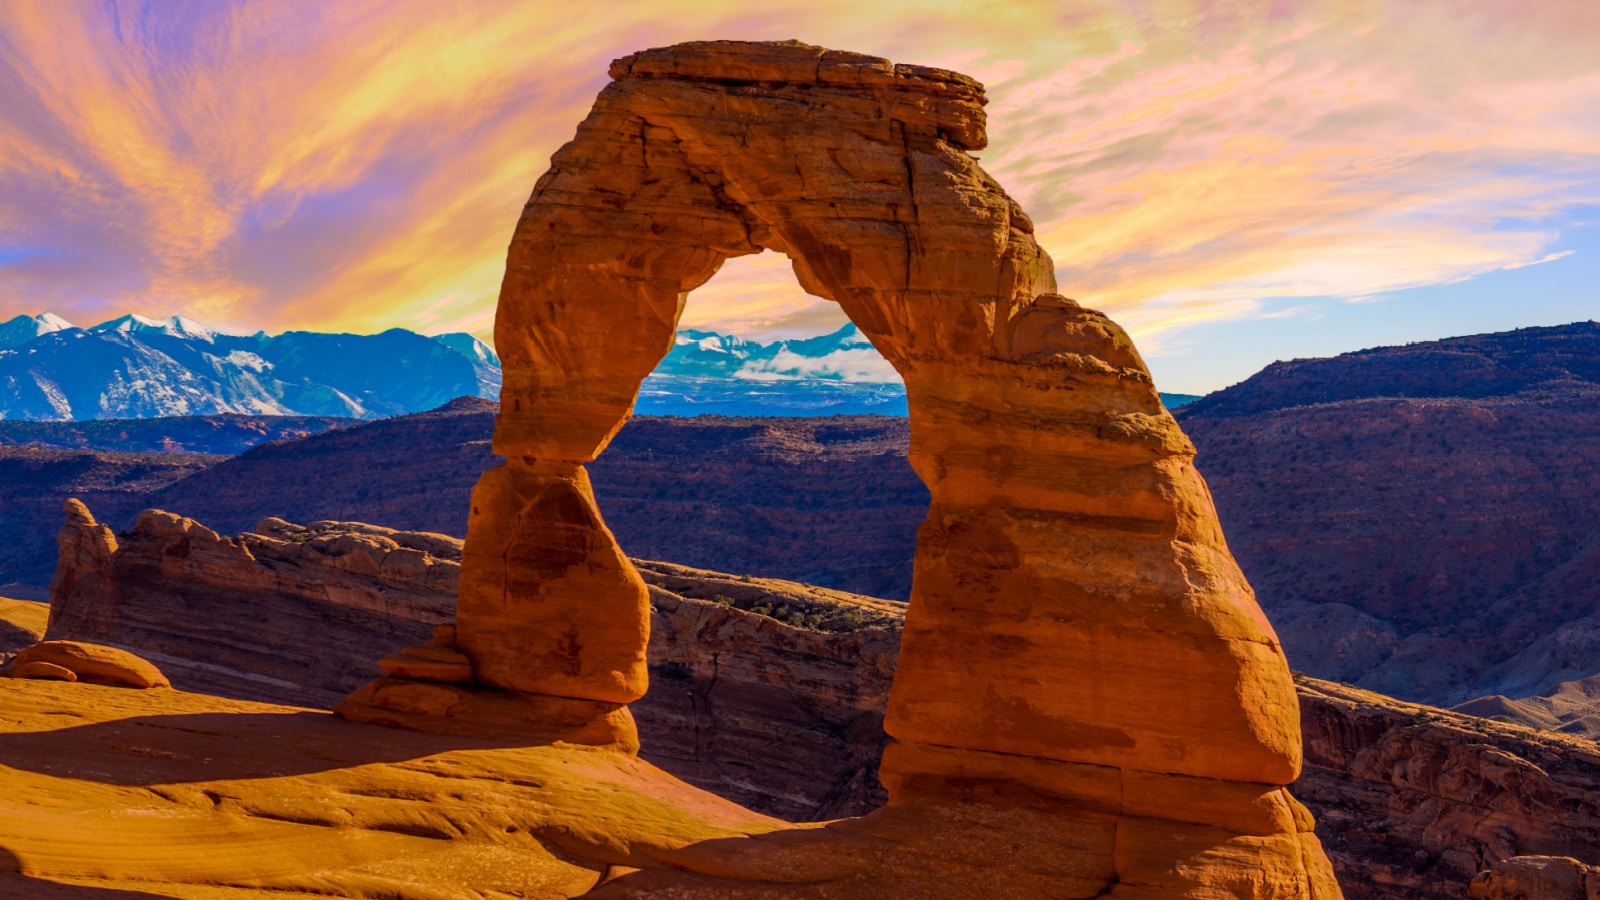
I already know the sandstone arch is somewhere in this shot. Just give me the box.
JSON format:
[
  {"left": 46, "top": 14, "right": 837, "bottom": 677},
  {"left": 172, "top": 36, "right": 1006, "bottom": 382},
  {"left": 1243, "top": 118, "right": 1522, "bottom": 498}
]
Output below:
[{"left": 343, "top": 40, "right": 1340, "bottom": 896}]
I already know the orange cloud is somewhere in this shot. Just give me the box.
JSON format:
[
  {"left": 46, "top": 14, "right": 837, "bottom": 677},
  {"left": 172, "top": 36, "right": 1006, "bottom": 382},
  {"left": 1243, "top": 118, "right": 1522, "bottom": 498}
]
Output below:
[{"left": 0, "top": 0, "right": 1595, "bottom": 350}]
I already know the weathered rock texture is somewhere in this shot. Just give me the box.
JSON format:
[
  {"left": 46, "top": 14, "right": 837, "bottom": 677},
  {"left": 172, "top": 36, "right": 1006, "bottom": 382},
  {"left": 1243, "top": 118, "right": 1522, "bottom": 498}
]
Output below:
[
  {"left": 0, "top": 402, "right": 930, "bottom": 601},
  {"left": 44, "top": 503, "right": 459, "bottom": 709},
  {"left": 1469, "top": 856, "right": 1600, "bottom": 899},
  {"left": 1298, "top": 679, "right": 1600, "bottom": 899},
  {"left": 0, "top": 596, "right": 47, "bottom": 655},
  {"left": 0, "top": 445, "right": 217, "bottom": 590},
  {"left": 384, "top": 38, "right": 1337, "bottom": 896}
]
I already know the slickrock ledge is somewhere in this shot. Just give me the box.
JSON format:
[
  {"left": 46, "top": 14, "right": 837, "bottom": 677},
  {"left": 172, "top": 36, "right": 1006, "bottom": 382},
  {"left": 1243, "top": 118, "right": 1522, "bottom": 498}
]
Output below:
[{"left": 346, "top": 38, "right": 1341, "bottom": 896}]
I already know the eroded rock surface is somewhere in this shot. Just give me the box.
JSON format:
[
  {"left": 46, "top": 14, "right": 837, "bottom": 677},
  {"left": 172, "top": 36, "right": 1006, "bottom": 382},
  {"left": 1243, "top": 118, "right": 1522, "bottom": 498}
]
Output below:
[
  {"left": 1178, "top": 322, "right": 1600, "bottom": 707},
  {"left": 1298, "top": 679, "right": 1600, "bottom": 899},
  {"left": 44, "top": 504, "right": 458, "bottom": 708},
  {"left": 1469, "top": 857, "right": 1600, "bottom": 899}
]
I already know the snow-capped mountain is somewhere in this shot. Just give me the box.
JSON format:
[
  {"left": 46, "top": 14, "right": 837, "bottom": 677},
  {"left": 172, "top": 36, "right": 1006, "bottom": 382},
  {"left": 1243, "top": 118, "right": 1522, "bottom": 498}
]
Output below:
[
  {"left": 638, "top": 323, "right": 908, "bottom": 415},
  {"left": 0, "top": 312, "right": 73, "bottom": 350},
  {"left": 654, "top": 323, "right": 898, "bottom": 382},
  {"left": 0, "top": 313, "right": 501, "bottom": 421},
  {"left": 0, "top": 314, "right": 1195, "bottom": 421},
  {"left": 88, "top": 313, "right": 251, "bottom": 343}
]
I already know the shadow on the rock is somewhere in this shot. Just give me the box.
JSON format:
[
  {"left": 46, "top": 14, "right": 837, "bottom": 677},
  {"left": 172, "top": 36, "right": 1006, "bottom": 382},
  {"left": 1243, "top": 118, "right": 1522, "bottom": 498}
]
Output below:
[
  {"left": 0, "top": 709, "right": 510, "bottom": 786},
  {"left": 0, "top": 847, "right": 171, "bottom": 898},
  {"left": 0, "top": 619, "right": 42, "bottom": 653}
]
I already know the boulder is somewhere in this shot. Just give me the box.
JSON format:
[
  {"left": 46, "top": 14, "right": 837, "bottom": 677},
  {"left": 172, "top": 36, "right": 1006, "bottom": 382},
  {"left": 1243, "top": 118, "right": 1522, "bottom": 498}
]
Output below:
[
  {"left": 13, "top": 641, "right": 168, "bottom": 688},
  {"left": 1469, "top": 856, "right": 1597, "bottom": 900},
  {"left": 10, "top": 660, "right": 77, "bottom": 682}
]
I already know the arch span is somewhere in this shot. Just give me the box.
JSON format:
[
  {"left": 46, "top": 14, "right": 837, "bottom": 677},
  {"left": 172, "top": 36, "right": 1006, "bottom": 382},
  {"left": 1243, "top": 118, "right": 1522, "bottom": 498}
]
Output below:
[{"left": 341, "top": 40, "right": 1341, "bottom": 896}]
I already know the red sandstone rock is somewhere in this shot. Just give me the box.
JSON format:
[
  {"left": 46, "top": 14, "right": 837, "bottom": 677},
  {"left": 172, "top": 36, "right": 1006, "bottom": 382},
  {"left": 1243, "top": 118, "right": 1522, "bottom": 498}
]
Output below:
[
  {"left": 10, "top": 660, "right": 76, "bottom": 682},
  {"left": 45, "top": 509, "right": 460, "bottom": 707},
  {"left": 44, "top": 499, "right": 120, "bottom": 638},
  {"left": 438, "top": 38, "right": 1337, "bottom": 896},
  {"left": 376, "top": 640, "right": 475, "bottom": 683},
  {"left": 1468, "top": 857, "right": 1598, "bottom": 900},
  {"left": 14, "top": 640, "right": 167, "bottom": 688}
]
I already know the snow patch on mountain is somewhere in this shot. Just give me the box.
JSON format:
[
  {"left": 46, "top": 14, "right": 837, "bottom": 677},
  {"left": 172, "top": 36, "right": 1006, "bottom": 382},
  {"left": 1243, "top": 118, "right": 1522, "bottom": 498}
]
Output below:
[
  {"left": 89, "top": 314, "right": 247, "bottom": 342},
  {"left": 0, "top": 312, "right": 74, "bottom": 350},
  {"left": 736, "top": 347, "right": 901, "bottom": 382}
]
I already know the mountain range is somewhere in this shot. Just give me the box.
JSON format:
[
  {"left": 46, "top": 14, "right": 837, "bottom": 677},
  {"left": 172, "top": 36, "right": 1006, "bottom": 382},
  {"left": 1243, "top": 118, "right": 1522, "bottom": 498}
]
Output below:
[
  {"left": 0, "top": 313, "right": 1198, "bottom": 420},
  {"left": 0, "top": 312, "right": 500, "bottom": 420}
]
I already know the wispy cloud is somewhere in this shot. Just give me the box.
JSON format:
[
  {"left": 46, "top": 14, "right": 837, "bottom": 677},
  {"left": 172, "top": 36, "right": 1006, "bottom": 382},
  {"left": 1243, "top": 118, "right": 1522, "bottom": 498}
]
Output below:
[{"left": 0, "top": 1, "right": 1596, "bottom": 348}]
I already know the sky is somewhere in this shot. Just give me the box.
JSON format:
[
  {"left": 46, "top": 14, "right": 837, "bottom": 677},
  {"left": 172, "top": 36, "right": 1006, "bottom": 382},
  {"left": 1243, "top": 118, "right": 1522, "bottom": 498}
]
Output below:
[{"left": 0, "top": 1, "right": 1597, "bottom": 393}]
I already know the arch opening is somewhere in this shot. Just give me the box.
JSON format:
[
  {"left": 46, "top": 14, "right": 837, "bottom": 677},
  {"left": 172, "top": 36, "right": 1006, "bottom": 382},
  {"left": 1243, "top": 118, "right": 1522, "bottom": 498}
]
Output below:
[{"left": 587, "top": 248, "right": 922, "bottom": 604}]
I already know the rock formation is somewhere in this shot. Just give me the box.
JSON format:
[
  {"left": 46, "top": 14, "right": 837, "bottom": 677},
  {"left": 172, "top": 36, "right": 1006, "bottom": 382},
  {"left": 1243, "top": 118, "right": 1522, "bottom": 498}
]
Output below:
[
  {"left": 0, "top": 596, "right": 47, "bottom": 656},
  {"left": 43, "top": 503, "right": 459, "bottom": 709},
  {"left": 1469, "top": 857, "right": 1600, "bottom": 899},
  {"left": 7, "top": 640, "right": 168, "bottom": 688},
  {"left": 332, "top": 38, "right": 1340, "bottom": 895},
  {"left": 46, "top": 503, "right": 897, "bottom": 820}
]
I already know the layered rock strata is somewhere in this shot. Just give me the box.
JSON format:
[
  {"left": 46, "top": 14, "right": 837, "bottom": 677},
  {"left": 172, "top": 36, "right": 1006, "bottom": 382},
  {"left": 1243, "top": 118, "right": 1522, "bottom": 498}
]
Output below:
[
  {"left": 388, "top": 37, "right": 1339, "bottom": 895},
  {"left": 1177, "top": 323, "right": 1600, "bottom": 706},
  {"left": 1297, "top": 679, "right": 1600, "bottom": 899},
  {"left": 45, "top": 503, "right": 459, "bottom": 709}
]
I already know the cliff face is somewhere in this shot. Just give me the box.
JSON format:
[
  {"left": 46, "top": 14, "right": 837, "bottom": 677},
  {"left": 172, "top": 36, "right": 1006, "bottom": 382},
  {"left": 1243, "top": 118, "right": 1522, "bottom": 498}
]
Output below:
[
  {"left": 1177, "top": 323, "right": 1600, "bottom": 706},
  {"left": 8, "top": 322, "right": 1600, "bottom": 714},
  {"left": 45, "top": 503, "right": 1600, "bottom": 894},
  {"left": 44, "top": 506, "right": 459, "bottom": 709}
]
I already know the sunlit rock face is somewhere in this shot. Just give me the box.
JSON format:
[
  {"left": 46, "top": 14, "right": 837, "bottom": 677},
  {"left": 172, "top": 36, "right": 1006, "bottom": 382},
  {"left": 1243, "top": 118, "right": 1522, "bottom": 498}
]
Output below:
[{"left": 351, "top": 39, "right": 1341, "bottom": 896}]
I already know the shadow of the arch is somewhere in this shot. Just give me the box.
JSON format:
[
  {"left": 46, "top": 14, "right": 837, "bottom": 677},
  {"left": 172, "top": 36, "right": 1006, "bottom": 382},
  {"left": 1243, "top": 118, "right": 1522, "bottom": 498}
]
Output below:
[
  {"left": 0, "top": 847, "right": 171, "bottom": 898},
  {"left": 0, "top": 709, "right": 512, "bottom": 786}
]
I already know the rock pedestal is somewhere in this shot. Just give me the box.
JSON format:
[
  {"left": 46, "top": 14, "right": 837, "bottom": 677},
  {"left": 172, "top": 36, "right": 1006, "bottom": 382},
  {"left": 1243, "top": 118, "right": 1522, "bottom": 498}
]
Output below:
[{"left": 343, "top": 39, "right": 1341, "bottom": 896}]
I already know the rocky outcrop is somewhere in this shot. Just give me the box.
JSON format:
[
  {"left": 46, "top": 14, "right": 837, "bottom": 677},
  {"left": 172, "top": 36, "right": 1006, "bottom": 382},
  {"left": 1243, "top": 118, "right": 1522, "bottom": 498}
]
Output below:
[
  {"left": 0, "top": 597, "right": 47, "bottom": 656},
  {"left": 1469, "top": 857, "right": 1600, "bottom": 899},
  {"left": 46, "top": 502, "right": 898, "bottom": 821},
  {"left": 8, "top": 640, "right": 168, "bottom": 688},
  {"left": 9, "top": 660, "right": 76, "bottom": 681},
  {"left": 49, "top": 500, "right": 1600, "bottom": 894},
  {"left": 349, "top": 37, "right": 1338, "bottom": 896},
  {"left": 0, "top": 445, "right": 217, "bottom": 590},
  {"left": 44, "top": 503, "right": 459, "bottom": 709}
]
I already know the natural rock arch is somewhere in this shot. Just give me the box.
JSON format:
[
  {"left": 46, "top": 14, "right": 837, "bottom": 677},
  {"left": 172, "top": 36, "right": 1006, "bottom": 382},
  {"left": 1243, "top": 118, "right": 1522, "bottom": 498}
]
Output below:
[{"left": 343, "top": 40, "right": 1341, "bottom": 896}]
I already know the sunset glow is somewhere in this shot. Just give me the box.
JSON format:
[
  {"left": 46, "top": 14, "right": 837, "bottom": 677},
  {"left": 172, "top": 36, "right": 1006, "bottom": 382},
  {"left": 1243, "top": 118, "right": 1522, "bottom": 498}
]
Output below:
[{"left": 2, "top": 1, "right": 1597, "bottom": 390}]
